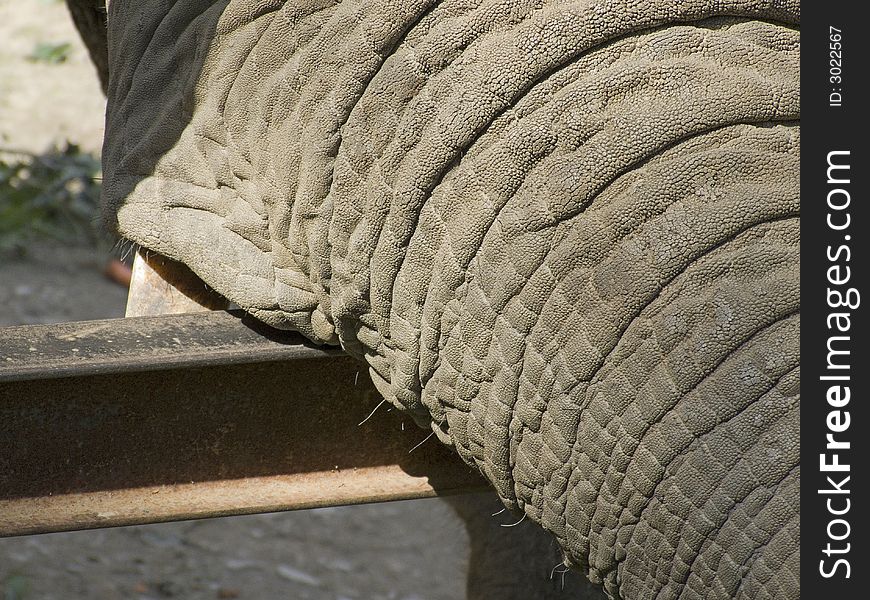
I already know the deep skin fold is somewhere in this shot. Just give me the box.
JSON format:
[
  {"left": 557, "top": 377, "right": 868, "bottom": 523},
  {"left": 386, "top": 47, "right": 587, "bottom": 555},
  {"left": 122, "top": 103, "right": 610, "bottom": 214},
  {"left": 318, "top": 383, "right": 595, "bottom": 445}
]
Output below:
[{"left": 100, "top": 2, "right": 800, "bottom": 598}]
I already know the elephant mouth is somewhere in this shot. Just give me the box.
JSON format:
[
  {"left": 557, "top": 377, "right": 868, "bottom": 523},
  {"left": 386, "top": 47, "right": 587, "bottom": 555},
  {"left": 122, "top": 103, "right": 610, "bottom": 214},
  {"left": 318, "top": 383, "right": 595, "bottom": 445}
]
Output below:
[{"left": 99, "top": 1, "right": 801, "bottom": 598}]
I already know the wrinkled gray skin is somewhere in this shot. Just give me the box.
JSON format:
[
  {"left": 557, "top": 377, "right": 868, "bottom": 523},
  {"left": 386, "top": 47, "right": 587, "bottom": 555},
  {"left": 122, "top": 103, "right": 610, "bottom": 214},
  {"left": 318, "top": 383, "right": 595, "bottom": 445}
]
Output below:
[
  {"left": 95, "top": 1, "right": 800, "bottom": 598},
  {"left": 64, "top": 0, "right": 109, "bottom": 93}
]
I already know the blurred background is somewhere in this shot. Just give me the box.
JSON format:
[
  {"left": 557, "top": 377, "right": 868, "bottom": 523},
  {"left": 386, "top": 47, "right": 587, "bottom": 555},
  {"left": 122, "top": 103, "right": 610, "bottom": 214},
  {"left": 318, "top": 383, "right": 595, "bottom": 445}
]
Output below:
[
  {"left": 0, "top": 2, "right": 600, "bottom": 598},
  {"left": 0, "top": 0, "right": 125, "bottom": 327}
]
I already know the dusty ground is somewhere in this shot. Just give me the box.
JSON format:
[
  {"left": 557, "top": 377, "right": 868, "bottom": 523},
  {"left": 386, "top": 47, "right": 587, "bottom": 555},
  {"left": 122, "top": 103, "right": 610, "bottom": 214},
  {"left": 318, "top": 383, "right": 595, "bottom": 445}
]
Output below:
[
  {"left": 0, "top": 0, "right": 105, "bottom": 155},
  {"left": 0, "top": 2, "right": 601, "bottom": 599},
  {"left": 0, "top": 244, "right": 128, "bottom": 326},
  {"left": 0, "top": 501, "right": 473, "bottom": 600}
]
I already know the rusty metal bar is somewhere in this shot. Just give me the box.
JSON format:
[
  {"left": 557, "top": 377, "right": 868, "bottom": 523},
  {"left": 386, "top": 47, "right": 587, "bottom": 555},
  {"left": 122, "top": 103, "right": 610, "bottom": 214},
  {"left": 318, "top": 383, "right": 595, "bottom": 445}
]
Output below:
[{"left": 0, "top": 312, "right": 486, "bottom": 537}]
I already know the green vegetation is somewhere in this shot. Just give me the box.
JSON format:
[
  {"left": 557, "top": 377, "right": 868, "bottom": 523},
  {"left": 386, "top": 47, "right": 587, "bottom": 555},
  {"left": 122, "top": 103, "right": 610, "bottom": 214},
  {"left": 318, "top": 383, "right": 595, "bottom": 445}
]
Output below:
[
  {"left": 0, "top": 144, "right": 105, "bottom": 254},
  {"left": 27, "top": 41, "right": 72, "bottom": 64},
  {"left": 2, "top": 574, "right": 28, "bottom": 600}
]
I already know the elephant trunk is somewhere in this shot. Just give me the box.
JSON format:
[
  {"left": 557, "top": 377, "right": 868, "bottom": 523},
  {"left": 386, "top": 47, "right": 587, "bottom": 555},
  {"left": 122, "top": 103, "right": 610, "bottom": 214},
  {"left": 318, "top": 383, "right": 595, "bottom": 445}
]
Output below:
[
  {"left": 65, "top": 0, "right": 109, "bottom": 94},
  {"left": 101, "top": 1, "right": 800, "bottom": 598}
]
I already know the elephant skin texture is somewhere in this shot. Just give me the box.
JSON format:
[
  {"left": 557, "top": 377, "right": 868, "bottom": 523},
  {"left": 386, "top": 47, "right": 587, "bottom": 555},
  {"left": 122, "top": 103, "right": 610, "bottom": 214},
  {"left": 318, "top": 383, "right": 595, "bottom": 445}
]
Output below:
[
  {"left": 63, "top": 0, "right": 109, "bottom": 93},
  {"left": 99, "top": 2, "right": 800, "bottom": 598}
]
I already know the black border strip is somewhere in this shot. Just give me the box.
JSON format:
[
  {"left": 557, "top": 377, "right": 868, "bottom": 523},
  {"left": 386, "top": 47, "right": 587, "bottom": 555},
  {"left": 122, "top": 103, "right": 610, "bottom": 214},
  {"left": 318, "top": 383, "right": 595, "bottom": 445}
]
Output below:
[{"left": 802, "top": 4, "right": 868, "bottom": 595}]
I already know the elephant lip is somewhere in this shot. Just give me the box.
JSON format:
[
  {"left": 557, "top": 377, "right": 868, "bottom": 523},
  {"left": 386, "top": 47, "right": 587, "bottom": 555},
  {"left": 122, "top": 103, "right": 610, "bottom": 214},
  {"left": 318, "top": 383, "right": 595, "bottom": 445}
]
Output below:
[{"left": 105, "top": 169, "right": 339, "bottom": 343}]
